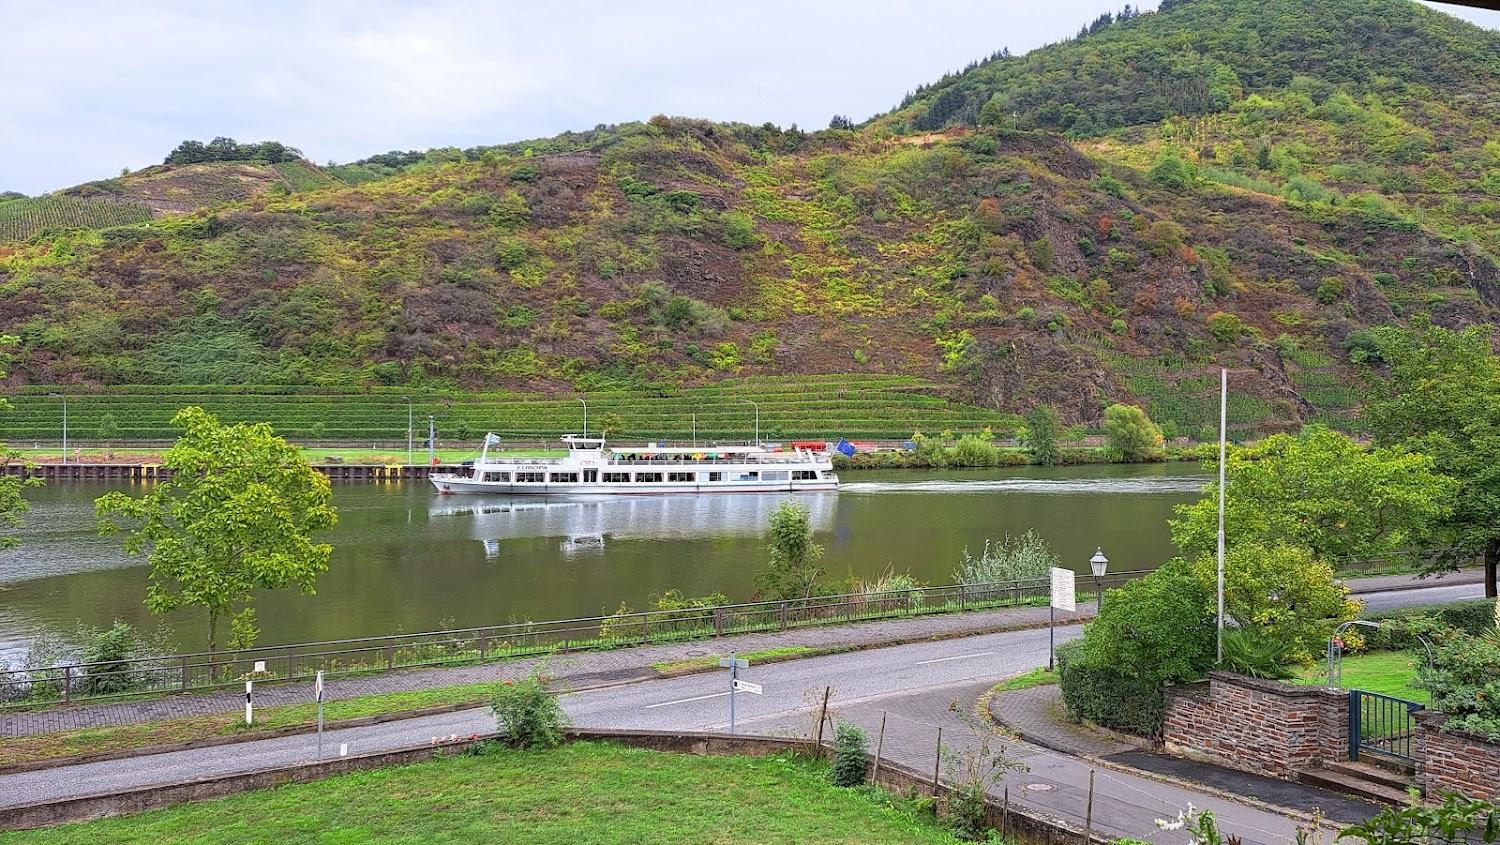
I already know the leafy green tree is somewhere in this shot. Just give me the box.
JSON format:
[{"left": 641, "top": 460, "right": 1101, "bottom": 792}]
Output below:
[
  {"left": 1102, "top": 403, "right": 1164, "bottom": 461},
  {"left": 1190, "top": 543, "right": 1358, "bottom": 664},
  {"left": 96, "top": 407, "right": 338, "bottom": 652},
  {"left": 598, "top": 413, "right": 625, "bottom": 438},
  {"left": 1171, "top": 425, "right": 1455, "bottom": 566},
  {"left": 98, "top": 412, "right": 119, "bottom": 443},
  {"left": 1023, "top": 406, "right": 1060, "bottom": 465},
  {"left": 1079, "top": 559, "right": 1215, "bottom": 687},
  {"left": 1363, "top": 319, "right": 1500, "bottom": 597},
  {"left": 0, "top": 336, "right": 42, "bottom": 551},
  {"left": 757, "top": 499, "right": 824, "bottom": 601}
]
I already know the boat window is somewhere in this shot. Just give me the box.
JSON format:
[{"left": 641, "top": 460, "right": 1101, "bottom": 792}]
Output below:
[
  {"left": 549, "top": 472, "right": 579, "bottom": 483},
  {"left": 668, "top": 472, "right": 695, "bottom": 483},
  {"left": 762, "top": 471, "right": 789, "bottom": 481},
  {"left": 483, "top": 471, "right": 511, "bottom": 482},
  {"left": 515, "top": 472, "right": 545, "bottom": 483},
  {"left": 733, "top": 471, "right": 759, "bottom": 482},
  {"left": 793, "top": 470, "right": 818, "bottom": 481},
  {"left": 634, "top": 472, "right": 663, "bottom": 483},
  {"left": 706, "top": 472, "right": 724, "bottom": 482},
  {"left": 602, "top": 472, "right": 630, "bottom": 483}
]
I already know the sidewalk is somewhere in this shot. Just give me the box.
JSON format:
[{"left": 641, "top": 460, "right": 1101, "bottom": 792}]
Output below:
[
  {"left": 1, "top": 600, "right": 1089, "bottom": 739},
  {"left": 988, "top": 684, "right": 1379, "bottom": 824}
]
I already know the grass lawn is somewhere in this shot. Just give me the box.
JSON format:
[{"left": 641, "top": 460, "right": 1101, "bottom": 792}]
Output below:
[
  {"left": 0, "top": 742, "right": 967, "bottom": 844},
  {"left": 992, "top": 668, "right": 1057, "bottom": 693},
  {"left": 0, "top": 682, "right": 502, "bottom": 767},
  {"left": 1295, "top": 651, "right": 1429, "bottom": 704}
]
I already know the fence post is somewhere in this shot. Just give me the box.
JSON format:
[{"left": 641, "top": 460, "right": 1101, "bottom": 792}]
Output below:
[
  {"left": 643, "top": 615, "right": 651, "bottom": 644},
  {"left": 713, "top": 609, "right": 724, "bottom": 637},
  {"left": 478, "top": 633, "right": 488, "bottom": 659},
  {"left": 386, "top": 642, "right": 395, "bottom": 671},
  {"left": 286, "top": 647, "right": 295, "bottom": 682},
  {"left": 62, "top": 666, "right": 72, "bottom": 702},
  {"left": 780, "top": 602, "right": 788, "bottom": 631},
  {"left": 180, "top": 655, "right": 189, "bottom": 691}
]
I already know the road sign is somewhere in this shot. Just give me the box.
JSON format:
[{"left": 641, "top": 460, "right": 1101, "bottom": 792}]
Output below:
[
  {"left": 719, "top": 656, "right": 749, "bottom": 670},
  {"left": 1050, "top": 567, "right": 1076, "bottom": 612},
  {"left": 732, "top": 679, "right": 762, "bottom": 695},
  {"left": 244, "top": 680, "right": 254, "bottom": 725}
]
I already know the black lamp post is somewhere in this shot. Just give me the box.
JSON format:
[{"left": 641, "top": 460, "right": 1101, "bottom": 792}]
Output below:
[{"left": 1089, "top": 547, "right": 1109, "bottom": 614}]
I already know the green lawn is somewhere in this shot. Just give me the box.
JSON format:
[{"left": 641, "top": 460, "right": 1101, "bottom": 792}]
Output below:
[
  {"left": 1295, "top": 651, "right": 1429, "bottom": 704},
  {"left": 992, "top": 668, "right": 1058, "bottom": 693},
  {"left": 1, "top": 742, "right": 967, "bottom": 844}
]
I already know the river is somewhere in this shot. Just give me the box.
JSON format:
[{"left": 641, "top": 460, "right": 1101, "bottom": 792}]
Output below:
[{"left": 0, "top": 463, "right": 1209, "bottom": 660}]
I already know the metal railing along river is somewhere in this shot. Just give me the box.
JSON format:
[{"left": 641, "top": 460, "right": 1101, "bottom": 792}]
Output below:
[{"left": 0, "top": 570, "right": 1147, "bottom": 710}]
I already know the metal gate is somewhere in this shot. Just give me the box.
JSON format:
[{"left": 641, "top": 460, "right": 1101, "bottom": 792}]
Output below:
[{"left": 1349, "top": 689, "right": 1422, "bottom": 763}]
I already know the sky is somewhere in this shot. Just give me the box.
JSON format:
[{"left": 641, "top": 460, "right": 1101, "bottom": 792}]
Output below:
[{"left": 2, "top": 1, "right": 1497, "bottom": 196}]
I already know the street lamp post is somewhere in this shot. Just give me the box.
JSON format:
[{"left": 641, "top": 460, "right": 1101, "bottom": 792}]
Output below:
[
  {"left": 739, "top": 399, "right": 759, "bottom": 445},
  {"left": 403, "top": 396, "right": 412, "bottom": 467},
  {"left": 427, "top": 414, "right": 436, "bottom": 465},
  {"left": 578, "top": 397, "right": 588, "bottom": 437},
  {"left": 1089, "top": 547, "right": 1109, "bottom": 615},
  {"left": 51, "top": 394, "right": 68, "bottom": 465}
]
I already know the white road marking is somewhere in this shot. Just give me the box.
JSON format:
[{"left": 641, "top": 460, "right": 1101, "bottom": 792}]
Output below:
[
  {"left": 643, "top": 690, "right": 732, "bottom": 709},
  {"left": 914, "top": 651, "right": 996, "bottom": 665}
]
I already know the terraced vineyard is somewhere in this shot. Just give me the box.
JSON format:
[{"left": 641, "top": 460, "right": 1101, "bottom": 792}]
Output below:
[
  {"left": 0, "top": 195, "right": 153, "bottom": 242},
  {"left": 1, "top": 375, "right": 1022, "bottom": 442}
]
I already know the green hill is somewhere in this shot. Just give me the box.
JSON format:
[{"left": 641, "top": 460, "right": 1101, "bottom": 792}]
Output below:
[{"left": 2, "top": 0, "right": 1496, "bottom": 435}]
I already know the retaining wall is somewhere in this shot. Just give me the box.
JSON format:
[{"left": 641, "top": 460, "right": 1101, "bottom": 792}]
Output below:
[
  {"left": 1415, "top": 712, "right": 1500, "bottom": 801},
  {"left": 1161, "top": 672, "right": 1349, "bottom": 779}
]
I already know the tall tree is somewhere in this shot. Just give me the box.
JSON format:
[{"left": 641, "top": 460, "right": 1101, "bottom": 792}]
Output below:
[
  {"left": 96, "top": 407, "right": 338, "bottom": 651},
  {"left": 1364, "top": 319, "right": 1500, "bottom": 596},
  {"left": 1102, "top": 403, "right": 1164, "bottom": 461},
  {"left": 1023, "top": 406, "right": 1060, "bottom": 466},
  {"left": 1171, "top": 424, "right": 1457, "bottom": 566},
  {"left": 757, "top": 500, "right": 825, "bottom": 601}
]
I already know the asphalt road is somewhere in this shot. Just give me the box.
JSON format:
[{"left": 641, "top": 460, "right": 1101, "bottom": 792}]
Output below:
[
  {"left": 0, "top": 580, "right": 1481, "bottom": 842},
  {"left": 1356, "top": 582, "right": 1486, "bottom": 611}
]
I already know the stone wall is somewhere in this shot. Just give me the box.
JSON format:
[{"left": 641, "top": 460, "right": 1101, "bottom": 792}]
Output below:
[
  {"left": 1415, "top": 712, "right": 1500, "bottom": 801},
  {"left": 1162, "top": 672, "right": 1348, "bottom": 779}
]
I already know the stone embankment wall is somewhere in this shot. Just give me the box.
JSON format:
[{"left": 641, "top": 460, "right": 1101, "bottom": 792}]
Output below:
[
  {"left": 1161, "top": 672, "right": 1348, "bottom": 779},
  {"left": 1415, "top": 712, "right": 1500, "bottom": 800}
]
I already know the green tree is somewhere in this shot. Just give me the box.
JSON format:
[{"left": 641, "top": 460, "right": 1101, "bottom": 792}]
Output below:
[
  {"left": 1363, "top": 319, "right": 1500, "bottom": 597},
  {"left": 0, "top": 335, "right": 42, "bottom": 550},
  {"left": 1023, "top": 406, "right": 1060, "bottom": 466},
  {"left": 1102, "top": 403, "right": 1164, "bottom": 461},
  {"left": 1190, "top": 543, "right": 1359, "bottom": 664},
  {"left": 1079, "top": 559, "right": 1215, "bottom": 687},
  {"left": 598, "top": 412, "right": 625, "bottom": 438},
  {"left": 978, "top": 98, "right": 1006, "bottom": 129},
  {"left": 98, "top": 412, "right": 120, "bottom": 443},
  {"left": 757, "top": 499, "right": 824, "bottom": 601},
  {"left": 96, "top": 407, "right": 338, "bottom": 652},
  {"left": 1171, "top": 425, "right": 1455, "bottom": 566}
]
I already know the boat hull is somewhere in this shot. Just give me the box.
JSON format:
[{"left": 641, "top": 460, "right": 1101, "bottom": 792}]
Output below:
[{"left": 430, "top": 476, "right": 838, "bottom": 495}]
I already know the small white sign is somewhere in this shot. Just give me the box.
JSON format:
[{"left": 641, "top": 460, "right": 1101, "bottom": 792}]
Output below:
[
  {"left": 731, "top": 679, "right": 762, "bottom": 695},
  {"left": 314, "top": 670, "right": 325, "bottom": 702},
  {"left": 253, "top": 660, "right": 266, "bottom": 674},
  {"left": 1050, "top": 567, "right": 1076, "bottom": 612}
]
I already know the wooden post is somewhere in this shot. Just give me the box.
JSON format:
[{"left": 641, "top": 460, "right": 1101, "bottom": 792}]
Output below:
[
  {"left": 1002, "top": 786, "right": 1010, "bottom": 839},
  {"left": 814, "top": 686, "right": 831, "bottom": 752},
  {"left": 872, "top": 711, "right": 887, "bottom": 782},
  {"left": 931, "top": 726, "right": 942, "bottom": 796},
  {"left": 1084, "top": 769, "right": 1095, "bottom": 845}
]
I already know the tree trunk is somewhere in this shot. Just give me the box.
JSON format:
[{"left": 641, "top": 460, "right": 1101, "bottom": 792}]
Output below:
[
  {"left": 207, "top": 610, "right": 219, "bottom": 654},
  {"left": 1486, "top": 539, "right": 1498, "bottom": 599}
]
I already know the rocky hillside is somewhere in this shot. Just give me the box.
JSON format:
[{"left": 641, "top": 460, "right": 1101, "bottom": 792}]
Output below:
[{"left": 2, "top": 0, "right": 1497, "bottom": 437}]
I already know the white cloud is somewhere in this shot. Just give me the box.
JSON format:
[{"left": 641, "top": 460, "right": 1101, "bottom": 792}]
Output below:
[{"left": 1, "top": 0, "right": 1495, "bottom": 194}]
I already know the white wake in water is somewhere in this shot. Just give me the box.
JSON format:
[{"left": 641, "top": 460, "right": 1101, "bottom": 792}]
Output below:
[{"left": 839, "top": 477, "right": 1209, "bottom": 495}]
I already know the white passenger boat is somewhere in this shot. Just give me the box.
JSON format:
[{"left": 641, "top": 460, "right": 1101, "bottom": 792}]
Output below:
[{"left": 429, "top": 435, "right": 839, "bottom": 495}]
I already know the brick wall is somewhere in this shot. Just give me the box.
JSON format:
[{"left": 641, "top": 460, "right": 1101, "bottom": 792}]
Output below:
[
  {"left": 1415, "top": 712, "right": 1500, "bottom": 801},
  {"left": 1162, "top": 672, "right": 1349, "bottom": 779}
]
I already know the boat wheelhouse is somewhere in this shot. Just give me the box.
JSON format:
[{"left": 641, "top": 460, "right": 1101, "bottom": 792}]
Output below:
[{"left": 429, "top": 435, "right": 838, "bottom": 495}]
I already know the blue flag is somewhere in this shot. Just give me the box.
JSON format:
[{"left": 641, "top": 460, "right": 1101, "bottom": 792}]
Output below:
[{"left": 835, "top": 438, "right": 855, "bottom": 457}]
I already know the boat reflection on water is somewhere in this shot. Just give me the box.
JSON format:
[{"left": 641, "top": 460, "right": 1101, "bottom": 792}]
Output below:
[{"left": 431, "top": 492, "right": 837, "bottom": 560}]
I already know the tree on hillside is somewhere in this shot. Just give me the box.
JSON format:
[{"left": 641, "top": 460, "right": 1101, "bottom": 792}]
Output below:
[
  {"left": 1170, "top": 424, "right": 1456, "bottom": 567},
  {"left": 1023, "top": 405, "right": 1060, "bottom": 466},
  {"left": 757, "top": 500, "right": 824, "bottom": 601},
  {"left": 0, "top": 335, "right": 42, "bottom": 551},
  {"left": 96, "top": 407, "right": 338, "bottom": 652},
  {"left": 1363, "top": 319, "right": 1500, "bottom": 597},
  {"left": 827, "top": 115, "right": 854, "bottom": 131},
  {"left": 1102, "top": 403, "right": 1164, "bottom": 461}
]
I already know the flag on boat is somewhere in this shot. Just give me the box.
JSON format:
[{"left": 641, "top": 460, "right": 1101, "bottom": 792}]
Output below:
[
  {"left": 484, "top": 433, "right": 502, "bottom": 445},
  {"left": 834, "top": 438, "right": 856, "bottom": 457}
]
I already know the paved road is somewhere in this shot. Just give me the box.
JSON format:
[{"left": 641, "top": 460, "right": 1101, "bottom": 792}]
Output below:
[
  {"left": 3, "top": 626, "right": 1327, "bottom": 844},
  {"left": 1357, "top": 582, "right": 1486, "bottom": 612}
]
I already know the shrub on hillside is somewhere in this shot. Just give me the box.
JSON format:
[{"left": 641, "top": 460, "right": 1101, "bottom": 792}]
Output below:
[{"left": 829, "top": 721, "right": 869, "bottom": 787}]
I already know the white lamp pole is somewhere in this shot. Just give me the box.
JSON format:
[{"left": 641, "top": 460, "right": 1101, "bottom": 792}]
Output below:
[
  {"left": 403, "top": 396, "right": 413, "bottom": 466},
  {"left": 578, "top": 397, "right": 588, "bottom": 437},
  {"left": 1216, "top": 368, "right": 1228, "bottom": 664}
]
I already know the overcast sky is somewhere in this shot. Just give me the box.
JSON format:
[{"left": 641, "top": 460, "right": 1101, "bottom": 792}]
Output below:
[{"left": 2, "top": 1, "right": 1496, "bottom": 196}]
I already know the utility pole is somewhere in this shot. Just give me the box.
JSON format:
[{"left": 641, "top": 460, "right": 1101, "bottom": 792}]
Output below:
[
  {"left": 427, "top": 415, "right": 436, "bottom": 465},
  {"left": 403, "top": 396, "right": 413, "bottom": 466},
  {"left": 60, "top": 395, "right": 68, "bottom": 465},
  {"left": 1216, "top": 368, "right": 1227, "bottom": 664}
]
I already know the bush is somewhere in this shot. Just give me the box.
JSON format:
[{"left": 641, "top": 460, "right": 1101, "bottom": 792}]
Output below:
[
  {"left": 1102, "top": 403, "right": 1165, "bottom": 462},
  {"left": 1362, "top": 599, "right": 1497, "bottom": 651},
  {"left": 1190, "top": 543, "right": 1357, "bottom": 665},
  {"left": 491, "top": 671, "right": 568, "bottom": 749},
  {"left": 1056, "top": 640, "right": 1168, "bottom": 737},
  {"left": 78, "top": 621, "right": 145, "bottom": 695},
  {"left": 1080, "top": 560, "right": 1216, "bottom": 687},
  {"left": 1420, "top": 631, "right": 1500, "bottom": 740},
  {"left": 829, "top": 721, "right": 869, "bottom": 787},
  {"left": 954, "top": 529, "right": 1057, "bottom": 585},
  {"left": 1341, "top": 792, "right": 1500, "bottom": 845}
]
